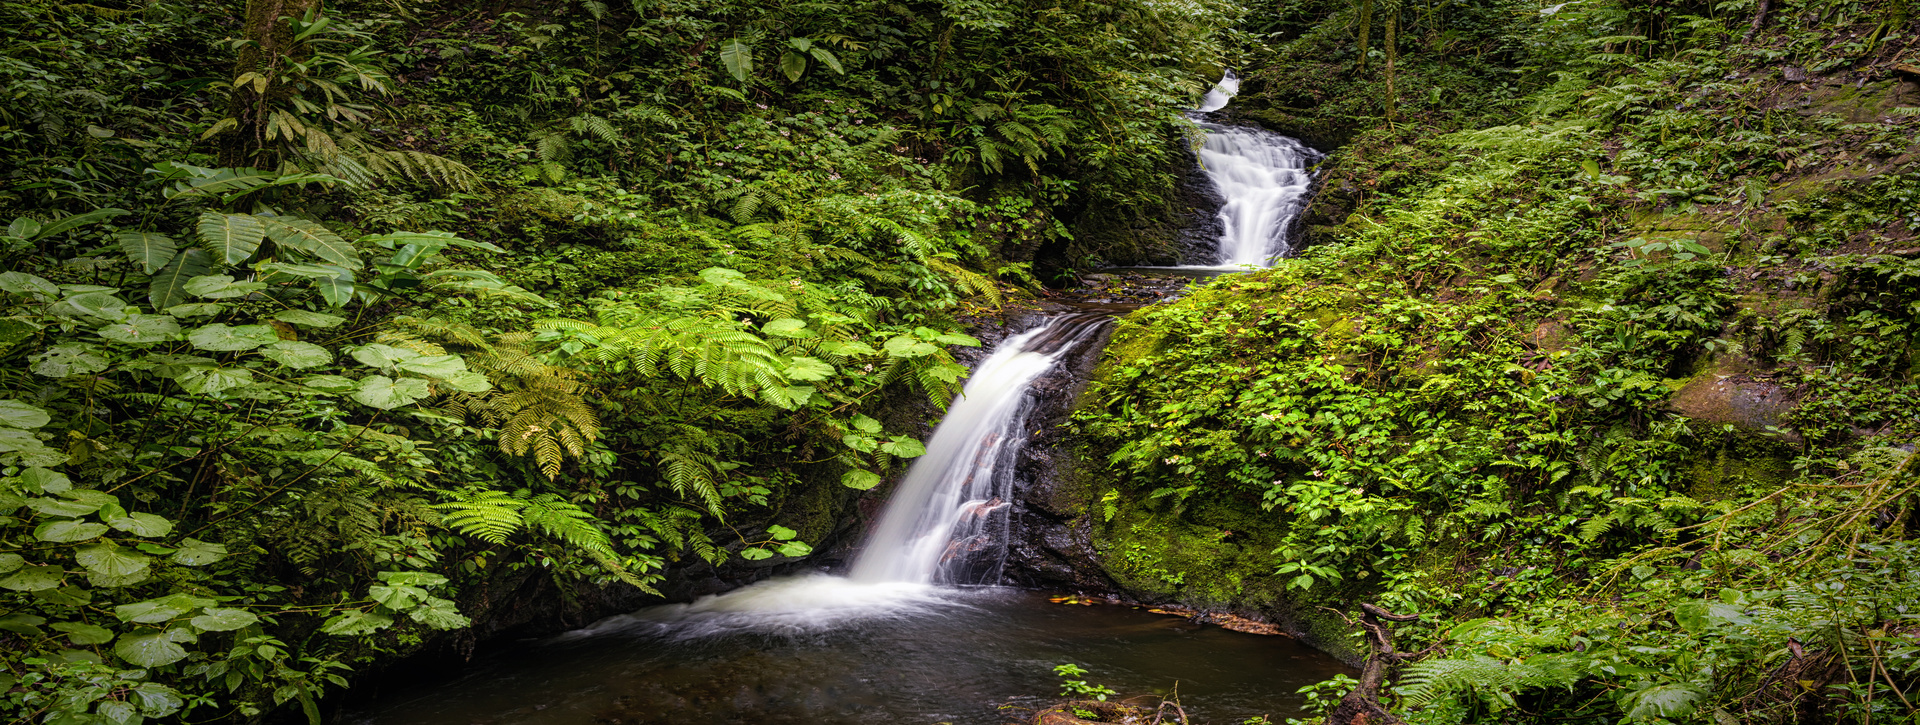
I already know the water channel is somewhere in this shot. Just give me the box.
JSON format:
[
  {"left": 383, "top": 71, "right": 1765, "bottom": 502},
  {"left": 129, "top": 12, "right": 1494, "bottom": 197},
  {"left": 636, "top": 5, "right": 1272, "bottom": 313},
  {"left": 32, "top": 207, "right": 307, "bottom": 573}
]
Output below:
[{"left": 355, "top": 73, "right": 1340, "bottom": 725}]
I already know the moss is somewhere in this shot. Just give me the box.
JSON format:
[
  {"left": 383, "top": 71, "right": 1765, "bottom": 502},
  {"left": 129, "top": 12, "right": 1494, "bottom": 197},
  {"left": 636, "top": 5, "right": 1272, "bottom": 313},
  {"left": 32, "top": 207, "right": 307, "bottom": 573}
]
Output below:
[{"left": 1683, "top": 426, "right": 1796, "bottom": 501}]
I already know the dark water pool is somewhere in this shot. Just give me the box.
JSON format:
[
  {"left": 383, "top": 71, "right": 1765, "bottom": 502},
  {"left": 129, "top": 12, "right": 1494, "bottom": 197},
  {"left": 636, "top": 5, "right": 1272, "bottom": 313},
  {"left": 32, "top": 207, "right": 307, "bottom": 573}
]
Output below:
[{"left": 355, "top": 580, "right": 1349, "bottom": 725}]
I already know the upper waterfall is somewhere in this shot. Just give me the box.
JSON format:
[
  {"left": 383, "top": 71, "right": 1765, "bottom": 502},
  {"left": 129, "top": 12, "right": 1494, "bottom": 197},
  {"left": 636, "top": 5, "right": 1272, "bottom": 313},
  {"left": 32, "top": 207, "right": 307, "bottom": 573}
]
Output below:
[{"left": 1185, "top": 70, "right": 1320, "bottom": 269}]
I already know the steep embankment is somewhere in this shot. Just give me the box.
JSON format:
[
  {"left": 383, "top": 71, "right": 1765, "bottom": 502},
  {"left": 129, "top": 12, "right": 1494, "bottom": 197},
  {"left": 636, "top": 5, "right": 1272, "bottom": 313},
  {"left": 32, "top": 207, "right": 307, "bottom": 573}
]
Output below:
[{"left": 1032, "top": 1, "right": 1920, "bottom": 722}]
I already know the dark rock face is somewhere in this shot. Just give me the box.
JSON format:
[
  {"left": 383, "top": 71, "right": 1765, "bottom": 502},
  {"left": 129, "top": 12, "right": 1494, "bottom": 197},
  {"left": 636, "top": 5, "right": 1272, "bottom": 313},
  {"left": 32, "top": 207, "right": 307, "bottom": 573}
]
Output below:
[{"left": 1000, "top": 312, "right": 1120, "bottom": 591}]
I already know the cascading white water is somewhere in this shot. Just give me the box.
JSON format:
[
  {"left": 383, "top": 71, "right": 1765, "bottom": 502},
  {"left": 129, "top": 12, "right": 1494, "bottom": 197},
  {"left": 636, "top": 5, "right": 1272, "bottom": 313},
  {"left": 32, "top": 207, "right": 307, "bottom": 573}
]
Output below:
[
  {"left": 850, "top": 314, "right": 1109, "bottom": 585},
  {"left": 1187, "top": 70, "right": 1321, "bottom": 268},
  {"left": 1196, "top": 126, "right": 1317, "bottom": 266},
  {"left": 1196, "top": 69, "right": 1240, "bottom": 113},
  {"left": 588, "top": 315, "right": 1110, "bottom": 633}
]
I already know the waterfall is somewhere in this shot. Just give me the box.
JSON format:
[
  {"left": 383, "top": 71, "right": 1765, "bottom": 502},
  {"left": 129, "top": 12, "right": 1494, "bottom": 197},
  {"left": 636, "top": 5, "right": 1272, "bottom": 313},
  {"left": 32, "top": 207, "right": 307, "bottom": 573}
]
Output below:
[
  {"left": 1196, "top": 69, "right": 1240, "bottom": 113},
  {"left": 1188, "top": 71, "right": 1321, "bottom": 268},
  {"left": 850, "top": 314, "right": 1111, "bottom": 585}
]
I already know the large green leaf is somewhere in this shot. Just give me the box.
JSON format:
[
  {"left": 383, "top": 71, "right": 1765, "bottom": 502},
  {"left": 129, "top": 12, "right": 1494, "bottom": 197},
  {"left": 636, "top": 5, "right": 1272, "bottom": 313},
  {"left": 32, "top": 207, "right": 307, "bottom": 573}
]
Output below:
[
  {"left": 30, "top": 343, "right": 110, "bottom": 377},
  {"left": 0, "top": 429, "right": 64, "bottom": 466},
  {"left": 196, "top": 212, "right": 267, "bottom": 265},
  {"left": 114, "top": 631, "right": 188, "bottom": 667},
  {"left": 174, "top": 366, "right": 255, "bottom": 395},
  {"left": 395, "top": 354, "right": 467, "bottom": 378},
  {"left": 352, "top": 375, "right": 431, "bottom": 409},
  {"left": 35, "top": 520, "right": 110, "bottom": 543},
  {"left": 350, "top": 343, "right": 419, "bottom": 369},
  {"left": 49, "top": 621, "right": 115, "bottom": 645},
  {"left": 168, "top": 538, "right": 228, "bottom": 566},
  {"left": 107, "top": 512, "right": 174, "bottom": 537},
  {"left": 408, "top": 597, "right": 470, "bottom": 629},
  {"left": 116, "top": 232, "right": 178, "bottom": 274},
  {"left": 314, "top": 265, "right": 355, "bottom": 307},
  {"left": 0, "top": 399, "right": 50, "bottom": 428},
  {"left": 784, "top": 356, "right": 834, "bottom": 381},
  {"left": 189, "top": 608, "right": 259, "bottom": 632},
  {"left": 75, "top": 542, "right": 152, "bottom": 586},
  {"left": 188, "top": 323, "right": 279, "bottom": 352},
  {"left": 260, "top": 341, "right": 332, "bottom": 369},
  {"left": 182, "top": 275, "right": 267, "bottom": 300},
  {"left": 0, "top": 270, "right": 61, "bottom": 299},
  {"left": 149, "top": 248, "right": 213, "bottom": 310},
  {"left": 779, "top": 50, "right": 808, "bottom": 81},
  {"left": 260, "top": 215, "right": 359, "bottom": 269},
  {"left": 0, "top": 613, "right": 45, "bottom": 635},
  {"left": 33, "top": 208, "right": 129, "bottom": 240},
  {"left": 320, "top": 609, "right": 393, "bottom": 635},
  {"left": 807, "top": 46, "right": 845, "bottom": 74},
  {"left": 0, "top": 553, "right": 22, "bottom": 573},
  {"left": 98, "top": 314, "right": 183, "bottom": 345},
  {"left": 1623, "top": 683, "right": 1707, "bottom": 721},
  {"left": 0, "top": 565, "right": 64, "bottom": 591},
  {"left": 719, "top": 38, "right": 754, "bottom": 82},
  {"left": 274, "top": 309, "right": 346, "bottom": 328},
  {"left": 841, "top": 469, "right": 881, "bottom": 490}
]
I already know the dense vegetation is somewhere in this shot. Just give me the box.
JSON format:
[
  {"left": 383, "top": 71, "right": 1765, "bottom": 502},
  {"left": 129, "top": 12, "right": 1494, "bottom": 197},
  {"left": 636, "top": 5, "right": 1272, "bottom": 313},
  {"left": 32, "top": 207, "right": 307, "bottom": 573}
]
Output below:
[
  {"left": 0, "top": 0, "right": 1233, "bottom": 721},
  {"left": 5, "top": 0, "right": 1918, "bottom": 723},
  {"left": 1073, "top": 0, "right": 1920, "bottom": 722}
]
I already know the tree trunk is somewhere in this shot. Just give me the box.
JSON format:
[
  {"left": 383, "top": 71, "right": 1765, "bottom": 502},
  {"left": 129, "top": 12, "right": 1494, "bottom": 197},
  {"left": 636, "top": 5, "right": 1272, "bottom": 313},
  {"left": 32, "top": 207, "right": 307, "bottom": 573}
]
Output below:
[
  {"left": 1383, "top": 10, "right": 1397, "bottom": 122},
  {"left": 1325, "top": 603, "right": 1422, "bottom": 725},
  {"left": 1742, "top": 0, "right": 1771, "bottom": 43},
  {"left": 219, "top": 0, "right": 322, "bottom": 167},
  {"left": 1354, "top": 0, "right": 1373, "bottom": 75}
]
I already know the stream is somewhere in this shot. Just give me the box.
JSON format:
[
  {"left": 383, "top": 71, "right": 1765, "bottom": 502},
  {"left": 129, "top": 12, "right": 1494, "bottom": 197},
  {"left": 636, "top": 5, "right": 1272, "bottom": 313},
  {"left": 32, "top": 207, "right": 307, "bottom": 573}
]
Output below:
[{"left": 354, "top": 73, "right": 1343, "bottom": 725}]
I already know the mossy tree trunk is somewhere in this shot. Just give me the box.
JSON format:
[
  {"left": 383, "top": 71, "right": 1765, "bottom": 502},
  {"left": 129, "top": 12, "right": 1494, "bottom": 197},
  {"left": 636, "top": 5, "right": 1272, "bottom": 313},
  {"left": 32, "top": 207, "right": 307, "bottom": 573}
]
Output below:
[{"left": 219, "top": 0, "right": 321, "bottom": 167}]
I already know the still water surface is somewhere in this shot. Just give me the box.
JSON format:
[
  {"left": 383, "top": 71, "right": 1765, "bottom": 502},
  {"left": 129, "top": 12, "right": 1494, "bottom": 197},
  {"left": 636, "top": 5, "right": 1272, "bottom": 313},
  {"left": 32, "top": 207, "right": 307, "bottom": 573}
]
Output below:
[{"left": 358, "top": 582, "right": 1349, "bottom": 725}]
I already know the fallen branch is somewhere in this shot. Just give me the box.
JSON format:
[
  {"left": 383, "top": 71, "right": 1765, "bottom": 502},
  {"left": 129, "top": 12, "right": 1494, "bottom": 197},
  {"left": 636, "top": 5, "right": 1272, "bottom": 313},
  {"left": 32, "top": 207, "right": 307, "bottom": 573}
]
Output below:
[{"left": 1325, "top": 603, "right": 1423, "bottom": 725}]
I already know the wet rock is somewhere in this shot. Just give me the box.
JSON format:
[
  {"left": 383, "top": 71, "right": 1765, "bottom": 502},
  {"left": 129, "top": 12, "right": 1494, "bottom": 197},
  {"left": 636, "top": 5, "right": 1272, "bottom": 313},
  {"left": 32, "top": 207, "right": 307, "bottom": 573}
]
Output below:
[{"left": 1667, "top": 373, "right": 1799, "bottom": 435}]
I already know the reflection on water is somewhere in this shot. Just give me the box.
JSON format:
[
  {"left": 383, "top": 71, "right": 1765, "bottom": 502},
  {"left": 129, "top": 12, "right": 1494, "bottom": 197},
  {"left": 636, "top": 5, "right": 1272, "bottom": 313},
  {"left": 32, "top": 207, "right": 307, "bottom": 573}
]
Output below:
[{"left": 356, "top": 584, "right": 1350, "bottom": 725}]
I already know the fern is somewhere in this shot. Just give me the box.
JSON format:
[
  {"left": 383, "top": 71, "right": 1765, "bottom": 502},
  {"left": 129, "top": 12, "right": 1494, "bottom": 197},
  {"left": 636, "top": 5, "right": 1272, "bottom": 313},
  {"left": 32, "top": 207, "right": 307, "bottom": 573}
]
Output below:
[{"left": 434, "top": 488, "right": 659, "bottom": 594}]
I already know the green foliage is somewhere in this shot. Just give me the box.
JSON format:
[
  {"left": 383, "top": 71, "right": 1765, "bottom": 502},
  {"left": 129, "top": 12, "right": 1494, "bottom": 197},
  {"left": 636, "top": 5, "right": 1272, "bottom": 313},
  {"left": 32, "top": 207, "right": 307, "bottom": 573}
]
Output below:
[{"left": 1053, "top": 663, "right": 1120, "bottom": 701}]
